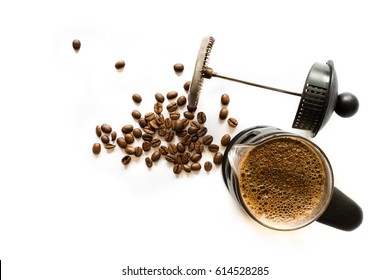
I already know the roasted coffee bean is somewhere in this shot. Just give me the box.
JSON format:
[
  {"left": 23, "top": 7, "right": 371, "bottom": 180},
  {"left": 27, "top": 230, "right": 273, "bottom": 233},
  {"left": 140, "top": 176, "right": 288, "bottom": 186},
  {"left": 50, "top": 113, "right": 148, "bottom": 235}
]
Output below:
[
  {"left": 182, "top": 152, "right": 191, "bottom": 164},
  {"left": 125, "top": 145, "right": 135, "bottom": 155},
  {"left": 187, "top": 105, "right": 197, "bottom": 112},
  {"left": 151, "top": 151, "right": 161, "bottom": 162},
  {"left": 213, "top": 152, "right": 223, "bottom": 165},
  {"left": 154, "top": 102, "right": 163, "bottom": 114},
  {"left": 155, "top": 92, "right": 165, "bottom": 103},
  {"left": 134, "top": 146, "right": 143, "bottom": 157},
  {"left": 194, "top": 141, "right": 204, "bottom": 153},
  {"left": 173, "top": 163, "right": 183, "bottom": 174},
  {"left": 92, "top": 143, "right": 101, "bottom": 155},
  {"left": 142, "top": 141, "right": 152, "bottom": 152},
  {"left": 138, "top": 118, "right": 147, "bottom": 128},
  {"left": 159, "top": 145, "right": 169, "bottom": 155},
  {"left": 115, "top": 60, "right": 125, "bottom": 70},
  {"left": 165, "top": 154, "right": 176, "bottom": 163},
  {"left": 173, "top": 119, "right": 185, "bottom": 133},
  {"left": 177, "top": 142, "right": 186, "bottom": 153},
  {"left": 196, "top": 127, "right": 207, "bottom": 137},
  {"left": 150, "top": 138, "right": 161, "bottom": 148},
  {"left": 183, "top": 81, "right": 190, "bottom": 92},
  {"left": 182, "top": 118, "right": 189, "bottom": 128},
  {"left": 208, "top": 144, "right": 219, "bottom": 153},
  {"left": 155, "top": 114, "right": 165, "bottom": 125},
  {"left": 141, "top": 133, "right": 153, "bottom": 142},
  {"left": 111, "top": 131, "right": 117, "bottom": 141},
  {"left": 95, "top": 125, "right": 102, "bottom": 137},
  {"left": 177, "top": 96, "right": 187, "bottom": 106},
  {"left": 158, "top": 127, "right": 167, "bottom": 137},
  {"left": 167, "top": 91, "right": 178, "bottom": 100},
  {"left": 121, "top": 124, "right": 133, "bottom": 134},
  {"left": 176, "top": 154, "right": 183, "bottom": 164},
  {"left": 204, "top": 161, "right": 213, "bottom": 171},
  {"left": 132, "top": 93, "right": 142, "bottom": 103},
  {"left": 183, "top": 111, "right": 194, "bottom": 120},
  {"left": 133, "top": 128, "right": 142, "bottom": 138},
  {"left": 188, "top": 142, "right": 195, "bottom": 152},
  {"left": 72, "top": 39, "right": 81, "bottom": 51},
  {"left": 164, "top": 118, "right": 172, "bottom": 129},
  {"left": 101, "top": 124, "right": 112, "bottom": 134},
  {"left": 221, "top": 134, "right": 231, "bottom": 146},
  {"left": 168, "top": 143, "right": 177, "bottom": 154},
  {"left": 219, "top": 108, "right": 229, "bottom": 120},
  {"left": 101, "top": 135, "right": 110, "bottom": 144},
  {"left": 197, "top": 112, "right": 207, "bottom": 124},
  {"left": 173, "top": 63, "right": 184, "bottom": 73},
  {"left": 145, "top": 157, "right": 153, "bottom": 168},
  {"left": 117, "top": 137, "right": 127, "bottom": 148},
  {"left": 191, "top": 162, "right": 201, "bottom": 171},
  {"left": 124, "top": 133, "right": 135, "bottom": 144},
  {"left": 122, "top": 155, "right": 131, "bottom": 165},
  {"left": 165, "top": 130, "right": 175, "bottom": 142},
  {"left": 190, "top": 153, "right": 202, "bottom": 162},
  {"left": 104, "top": 143, "right": 116, "bottom": 150},
  {"left": 149, "top": 120, "right": 160, "bottom": 130},
  {"left": 227, "top": 117, "right": 238, "bottom": 127},
  {"left": 190, "top": 120, "right": 200, "bottom": 129},
  {"left": 176, "top": 130, "right": 187, "bottom": 137},
  {"left": 202, "top": 135, "right": 213, "bottom": 145},
  {"left": 169, "top": 112, "right": 180, "bottom": 120},
  {"left": 132, "top": 110, "right": 141, "bottom": 119},
  {"left": 191, "top": 135, "right": 199, "bottom": 143},
  {"left": 143, "top": 126, "right": 155, "bottom": 135},
  {"left": 187, "top": 125, "right": 199, "bottom": 135},
  {"left": 221, "top": 94, "right": 230, "bottom": 105},
  {"left": 183, "top": 164, "right": 191, "bottom": 173},
  {"left": 182, "top": 134, "right": 192, "bottom": 145},
  {"left": 167, "top": 102, "right": 178, "bottom": 112},
  {"left": 145, "top": 112, "right": 155, "bottom": 122}
]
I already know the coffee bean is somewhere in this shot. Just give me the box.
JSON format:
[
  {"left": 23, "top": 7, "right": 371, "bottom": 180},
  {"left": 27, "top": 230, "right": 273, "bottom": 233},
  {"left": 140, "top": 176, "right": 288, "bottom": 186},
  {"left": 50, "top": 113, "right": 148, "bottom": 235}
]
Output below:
[
  {"left": 155, "top": 114, "right": 165, "bottom": 125},
  {"left": 182, "top": 118, "right": 189, "bottom": 128},
  {"left": 149, "top": 120, "right": 160, "bottom": 130},
  {"left": 132, "top": 93, "right": 142, "bottom": 103},
  {"left": 204, "top": 161, "right": 213, "bottom": 171},
  {"left": 219, "top": 108, "right": 229, "bottom": 120},
  {"left": 125, "top": 133, "right": 135, "bottom": 144},
  {"left": 155, "top": 92, "right": 165, "bottom": 103},
  {"left": 177, "top": 130, "right": 188, "bottom": 138},
  {"left": 132, "top": 110, "right": 141, "bottom": 119},
  {"left": 188, "top": 142, "right": 195, "bottom": 152},
  {"left": 167, "top": 102, "right": 178, "bottom": 112},
  {"left": 191, "top": 162, "right": 201, "bottom": 171},
  {"left": 92, "top": 143, "right": 101, "bottom": 155},
  {"left": 121, "top": 125, "right": 134, "bottom": 134},
  {"left": 141, "top": 133, "right": 153, "bottom": 142},
  {"left": 121, "top": 155, "right": 131, "bottom": 165},
  {"left": 101, "top": 124, "right": 112, "bottom": 134},
  {"left": 145, "top": 157, "right": 153, "bottom": 168},
  {"left": 133, "top": 128, "right": 142, "bottom": 138},
  {"left": 221, "top": 134, "right": 231, "bottom": 147},
  {"left": 182, "top": 152, "right": 191, "bottom": 164},
  {"left": 167, "top": 91, "right": 178, "bottom": 100},
  {"left": 190, "top": 153, "right": 202, "bottom": 162},
  {"left": 194, "top": 141, "right": 204, "bottom": 153},
  {"left": 227, "top": 117, "right": 238, "bottom": 127},
  {"left": 183, "top": 111, "right": 194, "bottom": 120},
  {"left": 221, "top": 94, "right": 230, "bottom": 105},
  {"left": 191, "top": 135, "right": 199, "bottom": 143},
  {"left": 177, "top": 96, "right": 187, "bottom": 106},
  {"left": 143, "top": 126, "right": 155, "bottom": 135},
  {"left": 95, "top": 125, "right": 102, "bottom": 137},
  {"left": 173, "top": 119, "right": 185, "bottom": 133},
  {"left": 165, "top": 130, "right": 175, "bottom": 142},
  {"left": 151, "top": 151, "right": 161, "bottom": 162},
  {"left": 154, "top": 102, "right": 163, "bottom": 114},
  {"left": 117, "top": 137, "right": 127, "bottom": 148},
  {"left": 183, "top": 164, "right": 191, "bottom": 173},
  {"left": 173, "top": 63, "right": 184, "bottom": 73},
  {"left": 173, "top": 163, "right": 183, "bottom": 174},
  {"left": 168, "top": 143, "right": 177, "bottom": 154},
  {"left": 104, "top": 143, "right": 116, "bottom": 150},
  {"left": 150, "top": 138, "right": 161, "bottom": 148},
  {"left": 183, "top": 81, "right": 190, "bottom": 92},
  {"left": 165, "top": 154, "right": 176, "bottom": 163},
  {"left": 182, "top": 134, "right": 192, "bottom": 146},
  {"left": 138, "top": 118, "right": 147, "bottom": 128},
  {"left": 115, "top": 60, "right": 125, "bottom": 70},
  {"left": 111, "top": 131, "right": 117, "bottom": 141},
  {"left": 158, "top": 127, "right": 167, "bottom": 137},
  {"left": 169, "top": 112, "right": 180, "bottom": 120},
  {"left": 142, "top": 141, "right": 151, "bottom": 152},
  {"left": 164, "top": 118, "right": 172, "bottom": 129},
  {"left": 145, "top": 112, "right": 155, "bottom": 122},
  {"left": 208, "top": 144, "right": 219, "bottom": 153},
  {"left": 196, "top": 127, "right": 207, "bottom": 137},
  {"left": 159, "top": 145, "right": 169, "bottom": 155},
  {"left": 177, "top": 142, "right": 186, "bottom": 153},
  {"left": 197, "top": 112, "right": 207, "bottom": 124},
  {"left": 101, "top": 135, "right": 110, "bottom": 144},
  {"left": 213, "top": 152, "right": 223, "bottom": 165},
  {"left": 187, "top": 105, "right": 197, "bottom": 112},
  {"left": 125, "top": 145, "right": 135, "bottom": 155},
  {"left": 134, "top": 146, "right": 143, "bottom": 157},
  {"left": 190, "top": 121, "right": 200, "bottom": 129},
  {"left": 202, "top": 135, "right": 213, "bottom": 145},
  {"left": 72, "top": 39, "right": 81, "bottom": 51},
  {"left": 187, "top": 125, "right": 199, "bottom": 135}
]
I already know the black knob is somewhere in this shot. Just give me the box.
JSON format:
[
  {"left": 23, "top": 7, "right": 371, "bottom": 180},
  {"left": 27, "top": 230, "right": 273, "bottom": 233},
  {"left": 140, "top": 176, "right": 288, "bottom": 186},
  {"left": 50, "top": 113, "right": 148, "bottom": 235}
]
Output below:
[{"left": 335, "top": 92, "right": 359, "bottom": 118}]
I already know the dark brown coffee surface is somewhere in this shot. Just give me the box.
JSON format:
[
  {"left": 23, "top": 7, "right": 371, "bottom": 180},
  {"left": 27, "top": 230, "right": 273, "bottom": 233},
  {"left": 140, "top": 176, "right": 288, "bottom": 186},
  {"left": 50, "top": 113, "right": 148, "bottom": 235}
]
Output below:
[{"left": 239, "top": 136, "right": 326, "bottom": 224}]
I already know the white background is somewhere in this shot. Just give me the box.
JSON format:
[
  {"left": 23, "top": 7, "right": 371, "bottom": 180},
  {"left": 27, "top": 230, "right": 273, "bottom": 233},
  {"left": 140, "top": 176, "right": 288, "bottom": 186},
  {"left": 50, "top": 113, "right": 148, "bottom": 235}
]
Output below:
[{"left": 0, "top": 0, "right": 388, "bottom": 279}]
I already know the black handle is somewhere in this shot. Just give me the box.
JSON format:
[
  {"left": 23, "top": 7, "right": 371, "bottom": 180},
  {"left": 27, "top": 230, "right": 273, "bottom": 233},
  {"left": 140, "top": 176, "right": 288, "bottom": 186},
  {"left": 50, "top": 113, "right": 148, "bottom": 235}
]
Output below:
[{"left": 316, "top": 187, "right": 363, "bottom": 231}]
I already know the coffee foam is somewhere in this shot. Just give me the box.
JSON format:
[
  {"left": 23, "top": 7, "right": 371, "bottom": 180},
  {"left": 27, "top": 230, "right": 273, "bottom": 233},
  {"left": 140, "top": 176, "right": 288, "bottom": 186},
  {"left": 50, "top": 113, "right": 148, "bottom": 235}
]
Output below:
[{"left": 239, "top": 136, "right": 326, "bottom": 226}]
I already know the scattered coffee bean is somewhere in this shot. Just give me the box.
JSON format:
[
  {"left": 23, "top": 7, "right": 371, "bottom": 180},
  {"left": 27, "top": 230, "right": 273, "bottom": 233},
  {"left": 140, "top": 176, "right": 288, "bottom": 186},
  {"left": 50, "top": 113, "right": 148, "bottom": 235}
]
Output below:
[
  {"left": 183, "top": 164, "right": 191, "bottom": 173},
  {"left": 213, "top": 152, "right": 223, "bottom": 165},
  {"left": 182, "top": 134, "right": 192, "bottom": 145},
  {"left": 202, "top": 135, "right": 213, "bottom": 145},
  {"left": 188, "top": 142, "right": 195, "bottom": 152},
  {"left": 141, "top": 133, "right": 153, "bottom": 142},
  {"left": 191, "top": 162, "right": 201, "bottom": 171},
  {"left": 125, "top": 145, "right": 135, "bottom": 155},
  {"left": 151, "top": 151, "right": 161, "bottom": 162},
  {"left": 177, "top": 142, "right": 186, "bottom": 153},
  {"left": 134, "top": 146, "right": 143, "bottom": 157},
  {"left": 190, "top": 153, "right": 202, "bottom": 163},
  {"left": 145, "top": 157, "right": 153, "bottom": 168},
  {"left": 173, "top": 119, "right": 185, "bottom": 133},
  {"left": 104, "top": 143, "right": 116, "bottom": 150},
  {"left": 183, "top": 111, "right": 194, "bottom": 120},
  {"left": 144, "top": 112, "right": 155, "bottom": 122},
  {"left": 183, "top": 81, "right": 190, "bottom": 92},
  {"left": 173, "top": 163, "right": 183, "bottom": 174},
  {"left": 150, "top": 138, "right": 161, "bottom": 148},
  {"left": 133, "top": 128, "right": 142, "bottom": 138},
  {"left": 122, "top": 155, "right": 131, "bottom": 165},
  {"left": 132, "top": 110, "right": 141, "bottom": 119},
  {"left": 159, "top": 146, "right": 169, "bottom": 155},
  {"left": 125, "top": 133, "right": 135, "bottom": 144},
  {"left": 117, "top": 137, "right": 127, "bottom": 148},
  {"left": 167, "top": 102, "right": 178, "bottom": 112},
  {"left": 168, "top": 143, "right": 177, "bottom": 155},
  {"left": 101, "top": 135, "right": 110, "bottom": 144},
  {"left": 138, "top": 118, "right": 147, "bottom": 128},
  {"left": 92, "top": 143, "right": 101, "bottom": 155},
  {"left": 142, "top": 141, "right": 151, "bottom": 152},
  {"left": 72, "top": 39, "right": 81, "bottom": 51},
  {"left": 169, "top": 112, "right": 180, "bottom": 120},
  {"left": 154, "top": 102, "right": 163, "bottom": 114},
  {"left": 194, "top": 141, "right": 204, "bottom": 153},
  {"left": 158, "top": 127, "right": 167, "bottom": 137},
  {"left": 208, "top": 144, "right": 219, "bottom": 153},
  {"left": 219, "top": 108, "right": 229, "bottom": 120},
  {"left": 101, "top": 124, "right": 112, "bottom": 134},
  {"left": 187, "top": 105, "right": 197, "bottom": 112},
  {"left": 173, "top": 63, "right": 184, "bottom": 73},
  {"left": 115, "top": 60, "right": 125, "bottom": 70},
  {"left": 149, "top": 120, "right": 159, "bottom": 130},
  {"left": 165, "top": 118, "right": 172, "bottom": 129},
  {"left": 221, "top": 94, "right": 230, "bottom": 105},
  {"left": 167, "top": 91, "right": 178, "bottom": 100},
  {"left": 196, "top": 127, "right": 207, "bottom": 137},
  {"left": 197, "top": 112, "right": 207, "bottom": 124},
  {"left": 204, "top": 161, "right": 213, "bottom": 171},
  {"left": 155, "top": 92, "right": 165, "bottom": 103},
  {"left": 95, "top": 125, "right": 102, "bottom": 137},
  {"left": 121, "top": 125, "right": 134, "bottom": 134},
  {"left": 132, "top": 93, "right": 142, "bottom": 103},
  {"left": 177, "top": 96, "right": 187, "bottom": 106},
  {"left": 227, "top": 117, "right": 238, "bottom": 127},
  {"left": 111, "top": 131, "right": 117, "bottom": 141},
  {"left": 165, "top": 130, "right": 175, "bottom": 142},
  {"left": 165, "top": 154, "right": 176, "bottom": 163},
  {"left": 221, "top": 134, "right": 231, "bottom": 147},
  {"left": 187, "top": 125, "right": 199, "bottom": 135}
]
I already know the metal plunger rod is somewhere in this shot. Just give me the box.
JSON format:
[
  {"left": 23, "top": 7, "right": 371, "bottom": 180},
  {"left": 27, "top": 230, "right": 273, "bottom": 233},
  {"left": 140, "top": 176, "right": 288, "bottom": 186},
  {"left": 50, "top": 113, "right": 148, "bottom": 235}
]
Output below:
[{"left": 203, "top": 67, "right": 301, "bottom": 97}]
